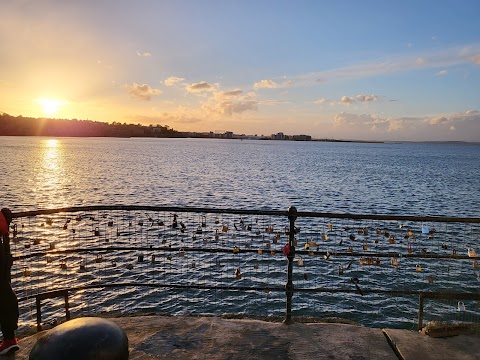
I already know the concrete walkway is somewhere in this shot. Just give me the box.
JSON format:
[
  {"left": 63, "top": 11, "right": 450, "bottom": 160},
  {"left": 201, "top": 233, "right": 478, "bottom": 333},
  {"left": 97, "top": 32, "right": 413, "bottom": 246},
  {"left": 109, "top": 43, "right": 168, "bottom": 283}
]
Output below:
[{"left": 9, "top": 316, "right": 480, "bottom": 359}]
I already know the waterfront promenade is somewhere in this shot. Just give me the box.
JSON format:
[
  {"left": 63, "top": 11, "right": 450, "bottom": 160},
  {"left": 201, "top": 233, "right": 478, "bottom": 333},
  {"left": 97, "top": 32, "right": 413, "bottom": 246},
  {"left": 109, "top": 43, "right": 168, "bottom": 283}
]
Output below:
[{"left": 12, "top": 315, "right": 480, "bottom": 359}]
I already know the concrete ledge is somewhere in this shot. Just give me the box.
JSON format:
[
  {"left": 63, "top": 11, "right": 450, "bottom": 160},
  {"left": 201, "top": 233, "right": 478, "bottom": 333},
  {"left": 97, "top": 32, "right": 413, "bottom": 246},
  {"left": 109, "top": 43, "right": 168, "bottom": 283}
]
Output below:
[
  {"left": 11, "top": 316, "right": 480, "bottom": 360},
  {"left": 119, "top": 317, "right": 397, "bottom": 360},
  {"left": 383, "top": 328, "right": 480, "bottom": 360}
]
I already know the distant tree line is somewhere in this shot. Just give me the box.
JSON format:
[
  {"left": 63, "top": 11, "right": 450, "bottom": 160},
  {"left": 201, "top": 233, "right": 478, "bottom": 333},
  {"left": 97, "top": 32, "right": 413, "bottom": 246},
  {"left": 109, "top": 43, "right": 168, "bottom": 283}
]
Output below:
[{"left": 0, "top": 113, "right": 181, "bottom": 138}]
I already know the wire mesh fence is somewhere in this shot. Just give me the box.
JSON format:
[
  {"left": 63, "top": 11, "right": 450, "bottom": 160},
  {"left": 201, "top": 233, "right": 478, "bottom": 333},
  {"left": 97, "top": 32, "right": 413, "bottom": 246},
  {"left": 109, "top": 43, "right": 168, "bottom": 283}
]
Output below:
[
  {"left": 290, "top": 213, "right": 480, "bottom": 329},
  {"left": 9, "top": 206, "right": 480, "bottom": 331}
]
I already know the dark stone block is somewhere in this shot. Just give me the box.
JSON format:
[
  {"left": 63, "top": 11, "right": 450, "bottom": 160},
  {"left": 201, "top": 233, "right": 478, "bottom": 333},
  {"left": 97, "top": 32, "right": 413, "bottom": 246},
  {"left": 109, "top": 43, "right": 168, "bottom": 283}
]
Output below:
[{"left": 29, "top": 317, "right": 129, "bottom": 360}]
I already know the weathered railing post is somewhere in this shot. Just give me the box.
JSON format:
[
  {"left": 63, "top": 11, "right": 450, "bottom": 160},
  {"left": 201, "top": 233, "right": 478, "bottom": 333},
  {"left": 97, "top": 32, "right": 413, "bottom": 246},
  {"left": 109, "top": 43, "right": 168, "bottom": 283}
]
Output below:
[
  {"left": 284, "top": 206, "right": 297, "bottom": 324},
  {"left": 418, "top": 293, "right": 424, "bottom": 331}
]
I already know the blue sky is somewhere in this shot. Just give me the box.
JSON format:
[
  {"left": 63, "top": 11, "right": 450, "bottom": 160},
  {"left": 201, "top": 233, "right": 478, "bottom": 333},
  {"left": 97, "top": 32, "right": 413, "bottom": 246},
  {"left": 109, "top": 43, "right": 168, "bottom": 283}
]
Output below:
[{"left": 1, "top": 0, "right": 479, "bottom": 141}]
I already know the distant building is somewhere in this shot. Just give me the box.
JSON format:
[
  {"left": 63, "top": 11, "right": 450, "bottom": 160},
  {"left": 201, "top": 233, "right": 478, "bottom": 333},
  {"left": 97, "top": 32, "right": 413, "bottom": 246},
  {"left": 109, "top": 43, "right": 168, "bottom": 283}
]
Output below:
[
  {"left": 208, "top": 131, "right": 233, "bottom": 139},
  {"left": 271, "top": 132, "right": 311, "bottom": 141},
  {"left": 292, "top": 134, "right": 312, "bottom": 141},
  {"left": 271, "top": 132, "right": 285, "bottom": 140}
]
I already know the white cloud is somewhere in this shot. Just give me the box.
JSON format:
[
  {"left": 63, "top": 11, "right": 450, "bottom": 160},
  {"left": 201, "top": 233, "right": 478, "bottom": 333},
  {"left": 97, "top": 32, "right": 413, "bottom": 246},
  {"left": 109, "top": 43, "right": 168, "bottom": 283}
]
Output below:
[
  {"left": 337, "top": 94, "right": 379, "bottom": 106},
  {"left": 339, "top": 96, "right": 356, "bottom": 105},
  {"left": 428, "top": 116, "right": 448, "bottom": 125},
  {"left": 447, "top": 109, "right": 480, "bottom": 123},
  {"left": 136, "top": 51, "right": 151, "bottom": 57},
  {"left": 355, "top": 94, "right": 379, "bottom": 103},
  {"left": 435, "top": 69, "right": 448, "bottom": 76},
  {"left": 186, "top": 81, "right": 215, "bottom": 92},
  {"left": 314, "top": 98, "right": 328, "bottom": 104},
  {"left": 253, "top": 79, "right": 279, "bottom": 89},
  {"left": 164, "top": 76, "right": 185, "bottom": 86},
  {"left": 253, "top": 79, "right": 292, "bottom": 89},
  {"left": 124, "top": 83, "right": 161, "bottom": 101},
  {"left": 416, "top": 57, "right": 425, "bottom": 65}
]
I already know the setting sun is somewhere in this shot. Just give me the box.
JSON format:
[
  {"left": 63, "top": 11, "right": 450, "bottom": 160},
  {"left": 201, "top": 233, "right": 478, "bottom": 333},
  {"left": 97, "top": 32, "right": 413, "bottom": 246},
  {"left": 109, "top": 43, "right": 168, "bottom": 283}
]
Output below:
[{"left": 35, "top": 98, "right": 67, "bottom": 117}]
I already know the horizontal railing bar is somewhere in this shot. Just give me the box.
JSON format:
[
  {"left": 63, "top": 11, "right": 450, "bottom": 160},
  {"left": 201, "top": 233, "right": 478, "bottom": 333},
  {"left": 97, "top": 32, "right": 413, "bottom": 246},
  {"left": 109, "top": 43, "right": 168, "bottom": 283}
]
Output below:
[
  {"left": 17, "top": 283, "right": 286, "bottom": 303},
  {"left": 12, "top": 247, "right": 478, "bottom": 261},
  {"left": 13, "top": 246, "right": 278, "bottom": 260},
  {"left": 294, "top": 250, "right": 477, "bottom": 260},
  {"left": 36, "top": 289, "right": 69, "bottom": 301},
  {"left": 11, "top": 206, "right": 288, "bottom": 219},
  {"left": 293, "top": 289, "right": 480, "bottom": 298},
  {"left": 19, "top": 283, "right": 479, "bottom": 303},
  {"left": 421, "top": 292, "right": 480, "bottom": 300},
  {"left": 11, "top": 205, "right": 480, "bottom": 223},
  {"left": 296, "top": 288, "right": 423, "bottom": 295},
  {"left": 296, "top": 211, "right": 480, "bottom": 223}
]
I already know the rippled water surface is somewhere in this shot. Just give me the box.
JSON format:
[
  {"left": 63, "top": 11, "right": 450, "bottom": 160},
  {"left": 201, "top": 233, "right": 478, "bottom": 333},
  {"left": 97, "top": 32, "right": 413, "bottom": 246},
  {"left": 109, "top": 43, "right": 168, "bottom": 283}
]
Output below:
[
  {"left": 1, "top": 137, "right": 479, "bottom": 329},
  {"left": 2, "top": 137, "right": 479, "bottom": 216}
]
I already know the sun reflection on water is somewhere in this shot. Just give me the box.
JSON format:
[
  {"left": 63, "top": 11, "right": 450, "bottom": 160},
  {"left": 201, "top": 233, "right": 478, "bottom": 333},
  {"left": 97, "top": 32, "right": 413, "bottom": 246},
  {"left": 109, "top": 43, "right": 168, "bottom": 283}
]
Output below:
[
  {"left": 45, "top": 139, "right": 59, "bottom": 148},
  {"left": 35, "top": 139, "right": 69, "bottom": 208}
]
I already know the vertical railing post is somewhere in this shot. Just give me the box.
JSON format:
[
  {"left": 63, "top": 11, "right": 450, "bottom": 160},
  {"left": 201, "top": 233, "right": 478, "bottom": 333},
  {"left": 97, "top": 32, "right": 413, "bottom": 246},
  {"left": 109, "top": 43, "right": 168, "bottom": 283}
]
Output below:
[
  {"left": 284, "top": 206, "right": 297, "bottom": 324},
  {"left": 418, "top": 293, "right": 424, "bottom": 331},
  {"left": 36, "top": 296, "right": 42, "bottom": 332},
  {"left": 64, "top": 290, "right": 71, "bottom": 321}
]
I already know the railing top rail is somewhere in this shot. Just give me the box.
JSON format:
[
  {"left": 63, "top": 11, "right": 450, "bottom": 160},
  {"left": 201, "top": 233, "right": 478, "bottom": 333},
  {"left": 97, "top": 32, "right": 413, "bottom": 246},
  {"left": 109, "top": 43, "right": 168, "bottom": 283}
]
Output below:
[
  {"left": 10, "top": 205, "right": 480, "bottom": 223},
  {"left": 19, "top": 285, "right": 480, "bottom": 304},
  {"left": 11, "top": 205, "right": 288, "bottom": 218},
  {"left": 296, "top": 211, "right": 480, "bottom": 223}
]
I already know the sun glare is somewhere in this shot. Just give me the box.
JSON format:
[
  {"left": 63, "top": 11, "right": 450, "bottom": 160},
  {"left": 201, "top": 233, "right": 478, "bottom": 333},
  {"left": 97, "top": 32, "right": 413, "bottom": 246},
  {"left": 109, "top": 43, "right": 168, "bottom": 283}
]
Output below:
[
  {"left": 45, "top": 139, "right": 59, "bottom": 147},
  {"left": 35, "top": 98, "right": 68, "bottom": 117}
]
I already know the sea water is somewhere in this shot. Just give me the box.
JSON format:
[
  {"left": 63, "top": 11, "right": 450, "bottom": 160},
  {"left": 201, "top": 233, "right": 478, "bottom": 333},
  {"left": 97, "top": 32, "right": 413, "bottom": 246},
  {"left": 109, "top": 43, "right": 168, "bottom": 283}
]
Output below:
[
  {"left": 1, "top": 137, "right": 479, "bottom": 328},
  {"left": 2, "top": 136, "right": 479, "bottom": 216}
]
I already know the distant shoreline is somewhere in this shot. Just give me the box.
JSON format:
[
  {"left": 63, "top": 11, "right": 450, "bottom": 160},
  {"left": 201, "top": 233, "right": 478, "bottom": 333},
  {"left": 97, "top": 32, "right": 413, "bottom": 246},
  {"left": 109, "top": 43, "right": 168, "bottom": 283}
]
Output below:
[
  {"left": 2, "top": 114, "right": 479, "bottom": 144},
  {"left": 2, "top": 134, "right": 480, "bottom": 145}
]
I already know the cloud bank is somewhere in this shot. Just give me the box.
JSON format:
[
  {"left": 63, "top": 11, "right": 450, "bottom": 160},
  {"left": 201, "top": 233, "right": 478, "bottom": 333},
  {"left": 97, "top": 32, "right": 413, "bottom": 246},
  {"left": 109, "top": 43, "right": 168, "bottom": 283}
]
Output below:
[
  {"left": 164, "top": 76, "right": 185, "bottom": 86},
  {"left": 332, "top": 110, "right": 480, "bottom": 141},
  {"left": 187, "top": 81, "right": 216, "bottom": 92},
  {"left": 125, "top": 83, "right": 161, "bottom": 101},
  {"left": 203, "top": 90, "right": 258, "bottom": 116}
]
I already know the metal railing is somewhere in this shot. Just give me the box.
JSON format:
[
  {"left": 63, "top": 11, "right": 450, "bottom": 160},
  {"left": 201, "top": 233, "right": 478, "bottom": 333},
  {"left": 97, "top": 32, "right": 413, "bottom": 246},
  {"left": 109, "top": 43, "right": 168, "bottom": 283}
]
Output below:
[{"left": 9, "top": 205, "right": 480, "bottom": 331}]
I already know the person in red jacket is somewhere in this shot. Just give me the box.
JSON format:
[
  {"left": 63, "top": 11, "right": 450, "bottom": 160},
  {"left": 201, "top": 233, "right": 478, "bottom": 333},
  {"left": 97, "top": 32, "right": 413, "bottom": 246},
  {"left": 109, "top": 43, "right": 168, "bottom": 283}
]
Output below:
[{"left": 0, "top": 208, "right": 19, "bottom": 355}]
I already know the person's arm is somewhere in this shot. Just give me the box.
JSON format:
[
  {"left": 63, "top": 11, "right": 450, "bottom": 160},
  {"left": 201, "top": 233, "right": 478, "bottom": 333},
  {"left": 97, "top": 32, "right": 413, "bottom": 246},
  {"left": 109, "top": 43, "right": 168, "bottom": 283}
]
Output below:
[
  {"left": 0, "top": 208, "right": 9, "bottom": 235},
  {"left": 0, "top": 208, "right": 13, "bottom": 282}
]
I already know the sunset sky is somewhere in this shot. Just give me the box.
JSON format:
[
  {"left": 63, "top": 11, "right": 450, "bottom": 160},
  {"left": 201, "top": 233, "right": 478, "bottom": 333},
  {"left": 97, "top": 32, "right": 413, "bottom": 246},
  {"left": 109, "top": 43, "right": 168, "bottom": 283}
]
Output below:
[{"left": 1, "top": 0, "right": 479, "bottom": 141}]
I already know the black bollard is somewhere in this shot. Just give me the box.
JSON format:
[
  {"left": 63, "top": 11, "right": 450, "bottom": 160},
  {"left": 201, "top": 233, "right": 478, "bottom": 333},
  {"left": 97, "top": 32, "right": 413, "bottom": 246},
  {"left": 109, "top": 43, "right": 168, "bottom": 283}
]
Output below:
[{"left": 29, "top": 317, "right": 129, "bottom": 360}]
